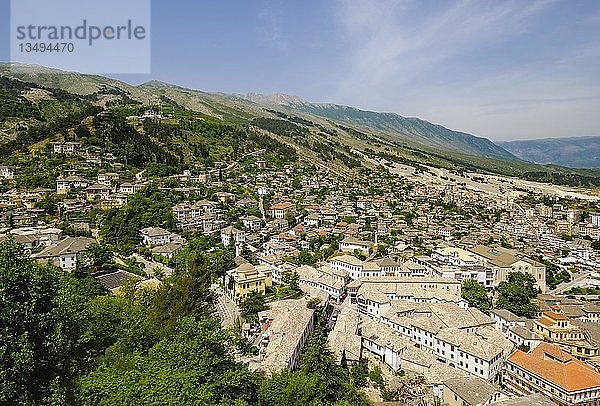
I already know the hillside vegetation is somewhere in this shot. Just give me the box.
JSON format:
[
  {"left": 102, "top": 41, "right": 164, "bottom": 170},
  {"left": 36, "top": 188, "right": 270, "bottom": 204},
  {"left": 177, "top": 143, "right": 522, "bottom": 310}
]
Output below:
[{"left": 1, "top": 63, "right": 600, "bottom": 187}]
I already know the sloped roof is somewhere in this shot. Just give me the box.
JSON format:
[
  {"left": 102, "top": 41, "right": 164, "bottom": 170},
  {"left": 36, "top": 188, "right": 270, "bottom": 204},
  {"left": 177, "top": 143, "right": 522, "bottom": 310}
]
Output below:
[
  {"left": 94, "top": 270, "right": 142, "bottom": 290},
  {"left": 443, "top": 376, "right": 498, "bottom": 406},
  {"left": 508, "top": 342, "right": 600, "bottom": 392},
  {"left": 33, "top": 236, "right": 94, "bottom": 258},
  {"left": 492, "top": 394, "right": 554, "bottom": 406}
]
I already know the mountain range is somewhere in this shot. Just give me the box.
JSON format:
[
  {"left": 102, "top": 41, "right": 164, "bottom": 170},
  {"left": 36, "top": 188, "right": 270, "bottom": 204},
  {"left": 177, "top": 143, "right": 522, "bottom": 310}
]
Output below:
[
  {"left": 499, "top": 136, "right": 600, "bottom": 169},
  {"left": 1, "top": 63, "right": 599, "bottom": 184}
]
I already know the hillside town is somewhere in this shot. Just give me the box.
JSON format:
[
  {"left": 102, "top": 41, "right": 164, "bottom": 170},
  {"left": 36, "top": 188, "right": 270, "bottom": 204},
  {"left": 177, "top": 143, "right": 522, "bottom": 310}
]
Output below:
[{"left": 2, "top": 131, "right": 600, "bottom": 406}]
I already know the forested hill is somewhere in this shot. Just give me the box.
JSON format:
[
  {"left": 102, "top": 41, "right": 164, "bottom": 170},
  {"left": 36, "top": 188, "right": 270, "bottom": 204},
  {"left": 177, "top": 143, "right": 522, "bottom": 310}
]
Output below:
[{"left": 2, "top": 63, "right": 600, "bottom": 186}]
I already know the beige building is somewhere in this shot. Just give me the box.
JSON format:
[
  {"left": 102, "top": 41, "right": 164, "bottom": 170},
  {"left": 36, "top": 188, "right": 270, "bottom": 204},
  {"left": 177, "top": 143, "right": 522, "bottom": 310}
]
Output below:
[
  {"left": 505, "top": 342, "right": 600, "bottom": 406},
  {"left": 269, "top": 202, "right": 295, "bottom": 219},
  {"left": 225, "top": 262, "right": 272, "bottom": 303},
  {"left": 443, "top": 376, "right": 504, "bottom": 406},
  {"left": 534, "top": 310, "right": 599, "bottom": 360},
  {"left": 249, "top": 299, "right": 315, "bottom": 374},
  {"left": 468, "top": 245, "right": 547, "bottom": 292}
]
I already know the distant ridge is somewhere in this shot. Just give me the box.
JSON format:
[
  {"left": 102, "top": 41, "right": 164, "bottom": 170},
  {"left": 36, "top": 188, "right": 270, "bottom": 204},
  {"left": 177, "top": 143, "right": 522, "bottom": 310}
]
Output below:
[
  {"left": 0, "top": 63, "right": 519, "bottom": 160},
  {"left": 238, "top": 92, "right": 517, "bottom": 160},
  {"left": 499, "top": 136, "right": 600, "bottom": 169}
]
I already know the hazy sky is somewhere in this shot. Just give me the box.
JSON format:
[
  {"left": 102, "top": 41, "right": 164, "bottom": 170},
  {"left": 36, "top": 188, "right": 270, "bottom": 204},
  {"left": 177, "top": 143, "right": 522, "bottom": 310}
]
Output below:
[{"left": 1, "top": 0, "right": 599, "bottom": 141}]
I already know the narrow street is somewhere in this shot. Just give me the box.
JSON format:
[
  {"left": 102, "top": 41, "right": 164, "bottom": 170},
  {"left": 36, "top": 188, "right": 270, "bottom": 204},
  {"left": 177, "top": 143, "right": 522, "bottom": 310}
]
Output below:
[
  {"left": 131, "top": 253, "right": 174, "bottom": 278},
  {"left": 211, "top": 284, "right": 240, "bottom": 328},
  {"left": 550, "top": 271, "right": 594, "bottom": 294}
]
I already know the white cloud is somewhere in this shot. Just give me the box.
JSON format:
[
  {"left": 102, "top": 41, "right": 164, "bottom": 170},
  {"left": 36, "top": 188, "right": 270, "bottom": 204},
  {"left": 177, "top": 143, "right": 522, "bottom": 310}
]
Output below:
[
  {"left": 326, "top": 0, "right": 600, "bottom": 140},
  {"left": 257, "top": 1, "right": 287, "bottom": 52},
  {"left": 334, "top": 0, "right": 553, "bottom": 91}
]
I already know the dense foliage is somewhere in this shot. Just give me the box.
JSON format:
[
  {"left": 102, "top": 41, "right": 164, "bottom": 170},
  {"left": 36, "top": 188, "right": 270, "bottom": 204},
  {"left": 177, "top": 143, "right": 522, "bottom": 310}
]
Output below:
[
  {"left": 0, "top": 89, "right": 43, "bottom": 122},
  {"left": 0, "top": 237, "right": 372, "bottom": 406},
  {"left": 461, "top": 278, "right": 491, "bottom": 312},
  {"left": 258, "top": 326, "right": 370, "bottom": 406},
  {"left": 98, "top": 185, "right": 181, "bottom": 253},
  {"left": 0, "top": 238, "right": 106, "bottom": 404},
  {"left": 522, "top": 171, "right": 600, "bottom": 187},
  {"left": 91, "top": 112, "right": 181, "bottom": 167},
  {"left": 252, "top": 117, "right": 307, "bottom": 137},
  {"left": 496, "top": 272, "right": 539, "bottom": 318}
]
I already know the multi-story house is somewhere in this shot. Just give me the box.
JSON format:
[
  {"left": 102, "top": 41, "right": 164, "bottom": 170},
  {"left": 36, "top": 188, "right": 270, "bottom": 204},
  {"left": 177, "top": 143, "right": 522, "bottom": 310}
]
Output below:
[
  {"left": 52, "top": 141, "right": 81, "bottom": 154},
  {"left": 468, "top": 245, "right": 547, "bottom": 292},
  {"left": 100, "top": 194, "right": 128, "bottom": 209},
  {"left": 329, "top": 254, "right": 365, "bottom": 280},
  {"left": 56, "top": 176, "right": 89, "bottom": 194},
  {"left": 490, "top": 309, "right": 527, "bottom": 335},
  {"left": 295, "top": 264, "right": 345, "bottom": 303},
  {"left": 374, "top": 301, "right": 512, "bottom": 381},
  {"left": 140, "top": 226, "right": 174, "bottom": 247},
  {"left": 505, "top": 342, "right": 600, "bottom": 406},
  {"left": 250, "top": 299, "right": 315, "bottom": 374},
  {"left": 97, "top": 172, "right": 120, "bottom": 185},
  {"left": 221, "top": 226, "right": 246, "bottom": 247},
  {"left": 242, "top": 215, "right": 262, "bottom": 231},
  {"left": 225, "top": 262, "right": 272, "bottom": 303},
  {"left": 33, "top": 236, "right": 95, "bottom": 272},
  {"left": 269, "top": 202, "right": 295, "bottom": 219},
  {"left": 339, "top": 236, "right": 372, "bottom": 255},
  {"left": 85, "top": 183, "right": 113, "bottom": 201},
  {"left": 533, "top": 310, "right": 599, "bottom": 360}
]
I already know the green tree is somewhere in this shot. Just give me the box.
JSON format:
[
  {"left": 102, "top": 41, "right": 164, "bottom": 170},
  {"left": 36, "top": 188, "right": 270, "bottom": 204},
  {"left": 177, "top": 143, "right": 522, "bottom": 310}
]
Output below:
[
  {"left": 368, "top": 366, "right": 385, "bottom": 389},
  {"left": 84, "top": 242, "right": 114, "bottom": 273},
  {"left": 0, "top": 238, "right": 62, "bottom": 404},
  {"left": 258, "top": 325, "right": 370, "bottom": 406},
  {"left": 285, "top": 212, "right": 296, "bottom": 226},
  {"left": 77, "top": 317, "right": 259, "bottom": 406},
  {"left": 461, "top": 279, "right": 491, "bottom": 312},
  {"left": 350, "top": 359, "right": 369, "bottom": 387},
  {"left": 0, "top": 238, "right": 107, "bottom": 404},
  {"left": 240, "top": 292, "right": 268, "bottom": 322},
  {"left": 307, "top": 297, "right": 322, "bottom": 309},
  {"left": 294, "top": 249, "right": 317, "bottom": 266},
  {"left": 282, "top": 269, "right": 300, "bottom": 291},
  {"left": 496, "top": 272, "right": 539, "bottom": 318}
]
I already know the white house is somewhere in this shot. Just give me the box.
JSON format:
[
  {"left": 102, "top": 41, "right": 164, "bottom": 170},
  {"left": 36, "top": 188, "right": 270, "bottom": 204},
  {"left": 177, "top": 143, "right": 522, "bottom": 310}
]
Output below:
[
  {"left": 242, "top": 215, "right": 262, "bottom": 231},
  {"left": 507, "top": 325, "right": 542, "bottom": 350},
  {"left": 221, "top": 226, "right": 246, "bottom": 246},
  {"left": 489, "top": 309, "right": 526, "bottom": 335},
  {"left": 52, "top": 141, "right": 81, "bottom": 154},
  {"left": 296, "top": 264, "right": 345, "bottom": 303},
  {"left": 97, "top": 172, "right": 119, "bottom": 185},
  {"left": 0, "top": 166, "right": 17, "bottom": 179},
  {"left": 56, "top": 176, "right": 89, "bottom": 194},
  {"left": 140, "top": 226, "right": 173, "bottom": 246},
  {"left": 33, "top": 236, "right": 95, "bottom": 271},
  {"left": 339, "top": 236, "right": 372, "bottom": 255},
  {"left": 329, "top": 254, "right": 364, "bottom": 280}
]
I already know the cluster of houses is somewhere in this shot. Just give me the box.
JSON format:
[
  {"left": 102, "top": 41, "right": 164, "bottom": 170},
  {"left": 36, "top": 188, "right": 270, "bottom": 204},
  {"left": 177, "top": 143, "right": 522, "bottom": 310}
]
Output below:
[
  {"left": 323, "top": 276, "right": 600, "bottom": 406},
  {"left": 55, "top": 172, "right": 146, "bottom": 209},
  {"left": 2, "top": 131, "right": 600, "bottom": 405}
]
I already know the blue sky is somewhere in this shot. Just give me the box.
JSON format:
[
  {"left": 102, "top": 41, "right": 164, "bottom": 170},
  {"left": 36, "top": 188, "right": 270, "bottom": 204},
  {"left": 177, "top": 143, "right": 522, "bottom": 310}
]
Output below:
[{"left": 1, "top": 0, "right": 600, "bottom": 141}]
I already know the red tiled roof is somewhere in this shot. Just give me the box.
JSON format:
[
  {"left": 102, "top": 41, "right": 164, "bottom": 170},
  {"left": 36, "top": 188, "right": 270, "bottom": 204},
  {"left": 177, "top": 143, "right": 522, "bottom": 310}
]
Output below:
[
  {"left": 508, "top": 342, "right": 600, "bottom": 392},
  {"left": 545, "top": 310, "right": 568, "bottom": 320},
  {"left": 271, "top": 202, "right": 294, "bottom": 210}
]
